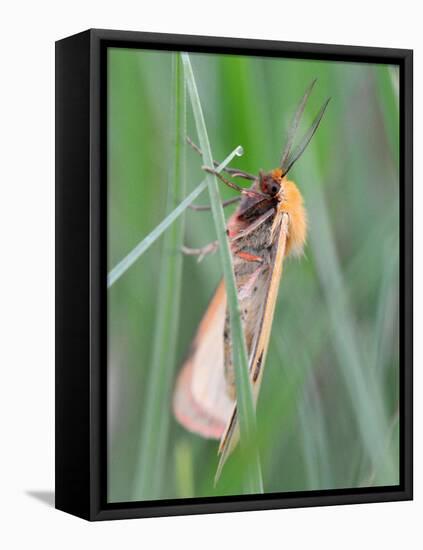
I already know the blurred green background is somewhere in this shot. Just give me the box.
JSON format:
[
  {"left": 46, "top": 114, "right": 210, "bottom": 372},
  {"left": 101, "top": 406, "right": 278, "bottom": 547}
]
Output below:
[{"left": 107, "top": 47, "right": 399, "bottom": 503}]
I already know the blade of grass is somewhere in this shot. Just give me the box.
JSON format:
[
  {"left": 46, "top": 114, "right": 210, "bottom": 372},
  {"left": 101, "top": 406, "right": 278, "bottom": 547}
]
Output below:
[
  {"left": 133, "top": 53, "right": 187, "bottom": 500},
  {"left": 372, "top": 246, "right": 399, "bottom": 379},
  {"left": 375, "top": 65, "right": 399, "bottom": 168},
  {"left": 182, "top": 52, "right": 263, "bottom": 493},
  {"left": 298, "top": 374, "right": 333, "bottom": 490},
  {"left": 175, "top": 440, "right": 195, "bottom": 498},
  {"left": 295, "top": 150, "right": 396, "bottom": 482},
  {"left": 107, "top": 145, "right": 243, "bottom": 288}
]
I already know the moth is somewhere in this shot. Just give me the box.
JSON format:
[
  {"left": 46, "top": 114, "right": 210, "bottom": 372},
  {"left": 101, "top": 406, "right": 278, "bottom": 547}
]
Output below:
[{"left": 173, "top": 80, "right": 330, "bottom": 482}]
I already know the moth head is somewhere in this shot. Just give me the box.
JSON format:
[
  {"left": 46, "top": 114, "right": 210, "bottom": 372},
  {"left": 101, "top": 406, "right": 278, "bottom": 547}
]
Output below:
[{"left": 259, "top": 168, "right": 283, "bottom": 197}]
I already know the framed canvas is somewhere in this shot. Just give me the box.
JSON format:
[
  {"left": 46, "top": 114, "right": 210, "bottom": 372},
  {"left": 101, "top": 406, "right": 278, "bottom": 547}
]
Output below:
[{"left": 55, "top": 28, "right": 413, "bottom": 521}]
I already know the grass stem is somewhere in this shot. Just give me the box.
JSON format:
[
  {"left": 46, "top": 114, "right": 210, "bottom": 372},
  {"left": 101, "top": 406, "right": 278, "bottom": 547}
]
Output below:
[
  {"left": 133, "top": 53, "right": 186, "bottom": 499},
  {"left": 182, "top": 52, "right": 263, "bottom": 493},
  {"left": 107, "top": 146, "right": 243, "bottom": 288}
]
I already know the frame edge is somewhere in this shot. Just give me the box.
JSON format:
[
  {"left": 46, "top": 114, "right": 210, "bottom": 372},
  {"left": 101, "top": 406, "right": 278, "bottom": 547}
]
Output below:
[{"left": 55, "top": 29, "right": 92, "bottom": 521}]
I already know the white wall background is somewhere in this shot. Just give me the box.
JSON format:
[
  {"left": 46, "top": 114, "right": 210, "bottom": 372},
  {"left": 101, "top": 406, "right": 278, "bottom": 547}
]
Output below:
[{"left": 0, "top": 1, "right": 420, "bottom": 548}]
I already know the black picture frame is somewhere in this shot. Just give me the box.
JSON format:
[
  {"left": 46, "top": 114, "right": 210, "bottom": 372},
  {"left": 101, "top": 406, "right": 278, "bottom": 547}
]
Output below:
[{"left": 55, "top": 28, "right": 413, "bottom": 521}]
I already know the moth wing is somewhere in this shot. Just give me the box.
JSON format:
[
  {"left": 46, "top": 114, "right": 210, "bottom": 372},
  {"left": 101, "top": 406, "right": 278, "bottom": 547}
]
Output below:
[
  {"left": 215, "top": 212, "right": 290, "bottom": 483},
  {"left": 173, "top": 281, "right": 235, "bottom": 439}
]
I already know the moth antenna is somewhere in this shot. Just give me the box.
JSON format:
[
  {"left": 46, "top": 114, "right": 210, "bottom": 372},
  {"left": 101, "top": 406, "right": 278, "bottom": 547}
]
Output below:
[
  {"left": 283, "top": 97, "right": 331, "bottom": 175},
  {"left": 280, "top": 79, "right": 317, "bottom": 170}
]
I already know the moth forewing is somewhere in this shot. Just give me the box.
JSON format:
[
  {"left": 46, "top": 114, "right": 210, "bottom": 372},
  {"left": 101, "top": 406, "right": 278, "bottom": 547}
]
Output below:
[
  {"left": 215, "top": 210, "right": 290, "bottom": 482},
  {"left": 251, "top": 210, "right": 290, "bottom": 394},
  {"left": 172, "top": 281, "right": 235, "bottom": 439}
]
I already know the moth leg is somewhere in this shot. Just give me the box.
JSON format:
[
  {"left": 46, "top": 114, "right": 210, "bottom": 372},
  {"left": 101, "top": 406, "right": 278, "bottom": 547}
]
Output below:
[
  {"left": 203, "top": 166, "right": 265, "bottom": 199},
  {"left": 224, "top": 169, "right": 256, "bottom": 181},
  {"left": 202, "top": 166, "right": 244, "bottom": 193},
  {"left": 181, "top": 240, "right": 219, "bottom": 262},
  {"left": 186, "top": 137, "right": 256, "bottom": 181},
  {"left": 189, "top": 196, "right": 241, "bottom": 212}
]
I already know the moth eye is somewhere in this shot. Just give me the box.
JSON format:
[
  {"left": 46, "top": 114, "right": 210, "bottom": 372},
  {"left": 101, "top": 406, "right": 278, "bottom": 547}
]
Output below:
[{"left": 270, "top": 184, "right": 279, "bottom": 194}]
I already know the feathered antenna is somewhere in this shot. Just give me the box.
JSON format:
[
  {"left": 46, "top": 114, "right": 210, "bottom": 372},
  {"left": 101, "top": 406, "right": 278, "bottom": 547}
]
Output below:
[{"left": 280, "top": 80, "right": 330, "bottom": 176}]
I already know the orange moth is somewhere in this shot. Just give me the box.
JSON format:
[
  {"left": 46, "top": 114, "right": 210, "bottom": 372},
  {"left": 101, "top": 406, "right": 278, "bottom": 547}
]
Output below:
[{"left": 173, "top": 80, "right": 330, "bottom": 482}]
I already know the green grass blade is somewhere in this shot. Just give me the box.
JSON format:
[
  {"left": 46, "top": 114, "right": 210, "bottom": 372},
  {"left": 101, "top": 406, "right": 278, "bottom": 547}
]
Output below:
[
  {"left": 372, "top": 248, "right": 399, "bottom": 379},
  {"left": 296, "top": 150, "right": 396, "bottom": 482},
  {"left": 375, "top": 65, "right": 399, "bottom": 168},
  {"left": 175, "top": 440, "right": 195, "bottom": 498},
  {"left": 182, "top": 52, "right": 263, "bottom": 493},
  {"left": 133, "top": 53, "right": 187, "bottom": 500},
  {"left": 298, "top": 374, "right": 333, "bottom": 490},
  {"left": 107, "top": 145, "right": 243, "bottom": 288}
]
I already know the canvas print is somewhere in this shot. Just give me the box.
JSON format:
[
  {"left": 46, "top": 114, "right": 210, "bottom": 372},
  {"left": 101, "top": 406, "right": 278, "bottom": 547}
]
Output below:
[{"left": 107, "top": 47, "right": 399, "bottom": 503}]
